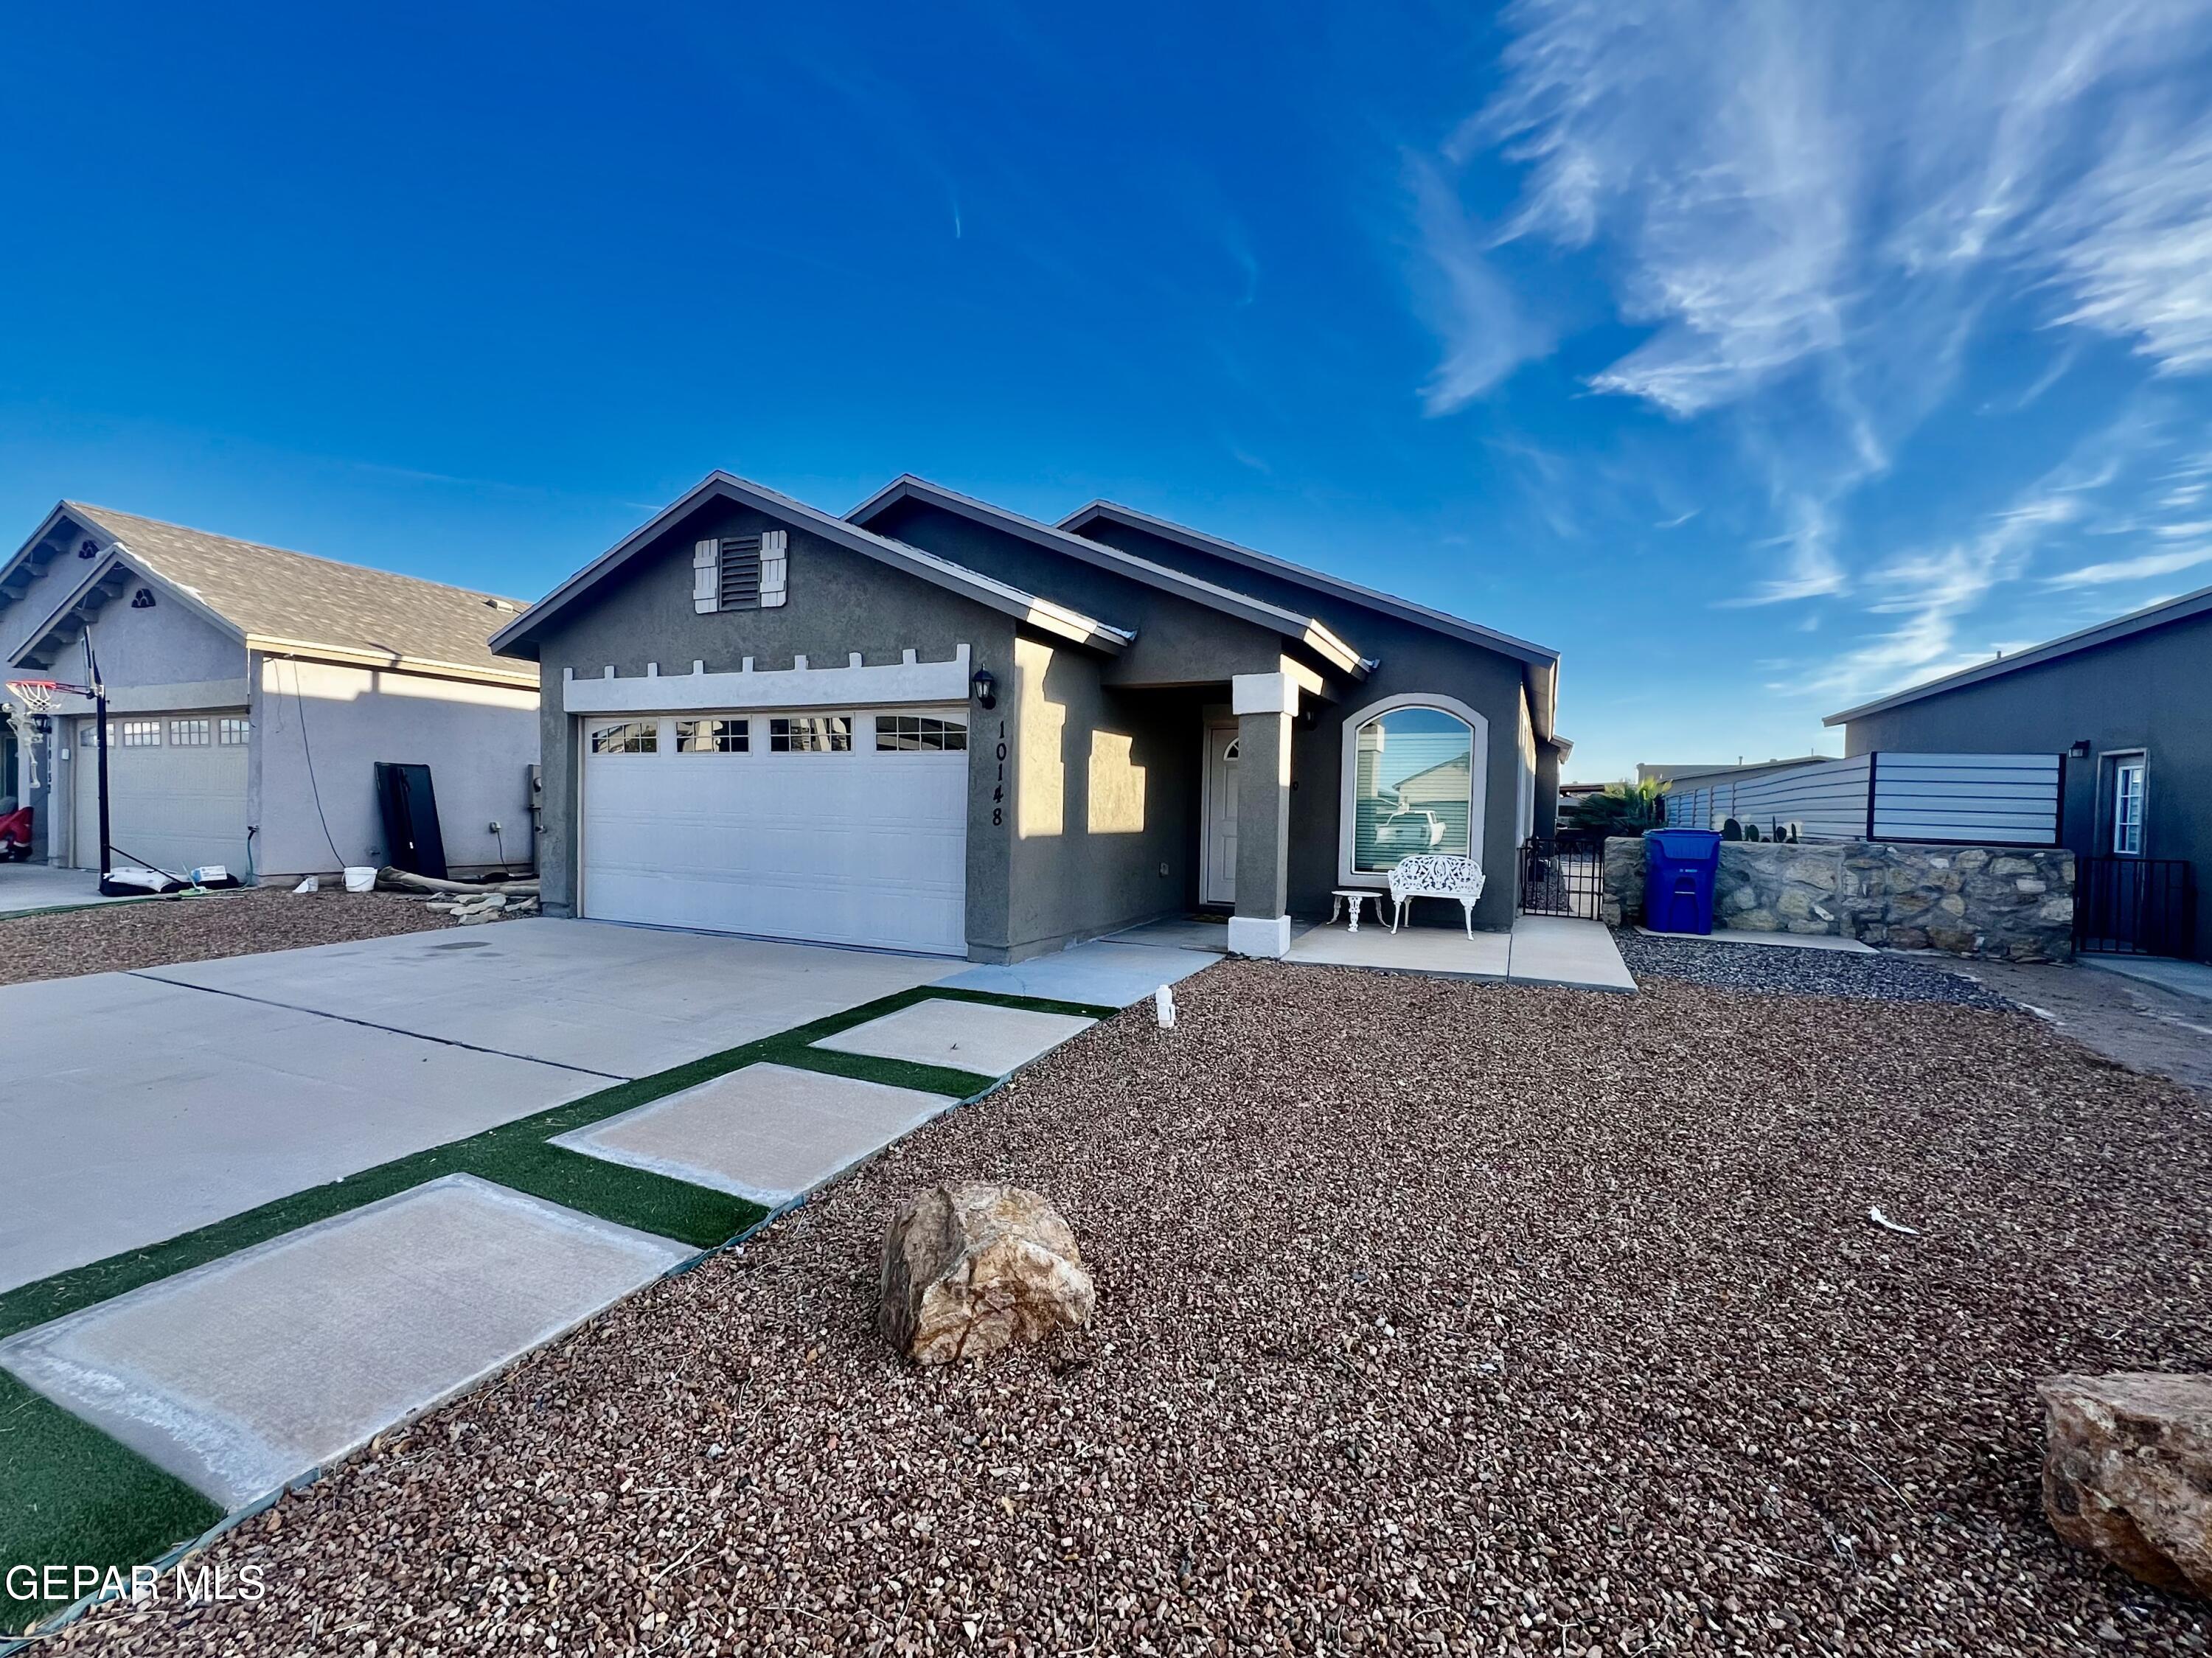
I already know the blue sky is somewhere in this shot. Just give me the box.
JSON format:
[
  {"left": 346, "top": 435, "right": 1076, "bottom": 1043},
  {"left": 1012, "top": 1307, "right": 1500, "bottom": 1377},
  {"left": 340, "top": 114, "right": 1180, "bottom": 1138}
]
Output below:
[{"left": 7, "top": 3, "right": 2212, "bottom": 781}]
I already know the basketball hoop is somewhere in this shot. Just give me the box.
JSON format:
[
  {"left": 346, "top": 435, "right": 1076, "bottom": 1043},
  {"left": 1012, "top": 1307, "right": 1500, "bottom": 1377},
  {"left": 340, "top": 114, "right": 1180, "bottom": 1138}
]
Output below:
[{"left": 5, "top": 678, "right": 61, "bottom": 718}]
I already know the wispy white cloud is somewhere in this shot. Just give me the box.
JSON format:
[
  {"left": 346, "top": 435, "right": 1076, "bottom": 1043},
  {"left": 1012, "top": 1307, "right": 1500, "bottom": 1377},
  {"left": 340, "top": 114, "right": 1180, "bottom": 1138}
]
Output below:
[
  {"left": 2045, "top": 545, "right": 2212, "bottom": 587},
  {"left": 1455, "top": 0, "right": 2212, "bottom": 419},
  {"left": 1409, "top": 161, "right": 1554, "bottom": 412}
]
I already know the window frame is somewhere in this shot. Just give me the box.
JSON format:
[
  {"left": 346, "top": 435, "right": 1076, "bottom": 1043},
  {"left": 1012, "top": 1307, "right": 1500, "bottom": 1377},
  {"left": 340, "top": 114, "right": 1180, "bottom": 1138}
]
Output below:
[
  {"left": 170, "top": 717, "right": 212, "bottom": 748},
  {"left": 1335, "top": 693, "right": 1489, "bottom": 890},
  {"left": 874, "top": 713, "right": 968, "bottom": 753},
  {"left": 769, "top": 714, "right": 855, "bottom": 753},
  {"left": 589, "top": 720, "right": 660, "bottom": 756},
  {"left": 218, "top": 717, "right": 251, "bottom": 746},
  {"left": 116, "top": 718, "right": 163, "bottom": 748},
  {"left": 675, "top": 717, "right": 750, "bottom": 754},
  {"left": 2109, "top": 751, "right": 2148, "bottom": 857}
]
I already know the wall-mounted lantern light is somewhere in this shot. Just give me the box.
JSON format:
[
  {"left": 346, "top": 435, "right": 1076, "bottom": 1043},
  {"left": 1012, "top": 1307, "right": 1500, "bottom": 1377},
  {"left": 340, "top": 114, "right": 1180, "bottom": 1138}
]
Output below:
[
  {"left": 2067, "top": 739, "right": 2091, "bottom": 759},
  {"left": 971, "top": 667, "right": 997, "bottom": 710}
]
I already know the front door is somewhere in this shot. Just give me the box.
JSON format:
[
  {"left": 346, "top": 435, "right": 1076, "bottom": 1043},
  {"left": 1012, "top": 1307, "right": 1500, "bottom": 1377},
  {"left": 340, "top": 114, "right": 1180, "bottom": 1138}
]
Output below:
[{"left": 1201, "top": 722, "right": 1238, "bottom": 906}]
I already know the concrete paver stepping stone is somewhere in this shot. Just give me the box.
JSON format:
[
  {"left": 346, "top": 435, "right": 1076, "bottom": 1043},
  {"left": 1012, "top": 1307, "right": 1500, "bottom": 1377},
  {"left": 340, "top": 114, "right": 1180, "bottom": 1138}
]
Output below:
[
  {"left": 552, "top": 1062, "right": 956, "bottom": 1207},
  {"left": 0, "top": 1176, "right": 691, "bottom": 1508},
  {"left": 811, "top": 997, "right": 1095, "bottom": 1076}
]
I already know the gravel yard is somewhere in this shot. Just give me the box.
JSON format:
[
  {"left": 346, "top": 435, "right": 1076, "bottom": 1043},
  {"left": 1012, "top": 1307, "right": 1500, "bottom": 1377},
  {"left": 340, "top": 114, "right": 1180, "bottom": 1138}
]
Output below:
[
  {"left": 44, "top": 960, "right": 2212, "bottom": 1655},
  {"left": 1616, "top": 930, "right": 2016, "bottom": 1009},
  {"left": 0, "top": 887, "right": 459, "bottom": 987}
]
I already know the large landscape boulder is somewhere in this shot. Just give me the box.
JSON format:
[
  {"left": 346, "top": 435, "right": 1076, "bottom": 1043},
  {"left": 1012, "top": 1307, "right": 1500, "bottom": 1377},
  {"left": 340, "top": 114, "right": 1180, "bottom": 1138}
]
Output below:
[
  {"left": 879, "top": 1183, "right": 1096, "bottom": 1365},
  {"left": 2039, "top": 1371, "right": 2212, "bottom": 1598}
]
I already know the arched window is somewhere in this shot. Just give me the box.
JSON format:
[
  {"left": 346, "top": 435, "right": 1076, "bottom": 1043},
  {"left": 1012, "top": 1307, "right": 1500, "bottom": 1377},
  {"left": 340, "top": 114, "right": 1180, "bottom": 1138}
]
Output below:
[{"left": 1339, "top": 696, "right": 1488, "bottom": 882}]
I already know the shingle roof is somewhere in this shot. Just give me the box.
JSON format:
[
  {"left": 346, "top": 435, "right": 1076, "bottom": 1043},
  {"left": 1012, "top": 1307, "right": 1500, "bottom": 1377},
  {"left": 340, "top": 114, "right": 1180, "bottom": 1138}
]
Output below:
[{"left": 60, "top": 504, "right": 534, "bottom": 680}]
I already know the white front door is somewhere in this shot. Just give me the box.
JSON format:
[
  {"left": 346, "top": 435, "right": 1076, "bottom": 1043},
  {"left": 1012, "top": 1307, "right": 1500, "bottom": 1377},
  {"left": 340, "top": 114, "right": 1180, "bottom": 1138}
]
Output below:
[
  {"left": 1200, "top": 722, "right": 1239, "bottom": 906},
  {"left": 580, "top": 707, "right": 969, "bottom": 955},
  {"left": 72, "top": 713, "right": 251, "bottom": 875}
]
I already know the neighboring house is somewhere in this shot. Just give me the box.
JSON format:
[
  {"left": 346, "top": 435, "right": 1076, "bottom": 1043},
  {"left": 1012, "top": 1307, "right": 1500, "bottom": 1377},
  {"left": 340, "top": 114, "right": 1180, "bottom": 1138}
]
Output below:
[
  {"left": 1825, "top": 582, "right": 2212, "bottom": 959},
  {"left": 490, "top": 471, "right": 1563, "bottom": 961},
  {"left": 1, "top": 504, "right": 540, "bottom": 882}
]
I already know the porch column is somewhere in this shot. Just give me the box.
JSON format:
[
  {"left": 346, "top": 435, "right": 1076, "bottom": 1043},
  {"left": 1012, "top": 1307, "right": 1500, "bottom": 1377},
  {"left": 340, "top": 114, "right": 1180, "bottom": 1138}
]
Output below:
[{"left": 1228, "top": 670, "right": 1295, "bottom": 958}]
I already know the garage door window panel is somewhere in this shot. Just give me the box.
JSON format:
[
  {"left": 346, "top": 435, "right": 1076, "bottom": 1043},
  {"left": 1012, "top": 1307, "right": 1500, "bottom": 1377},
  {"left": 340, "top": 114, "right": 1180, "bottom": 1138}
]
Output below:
[
  {"left": 219, "top": 717, "right": 251, "bottom": 745},
  {"left": 677, "top": 718, "right": 748, "bottom": 753},
  {"left": 877, "top": 715, "right": 967, "bottom": 753},
  {"left": 117, "top": 720, "right": 161, "bottom": 748},
  {"left": 771, "top": 715, "right": 852, "bottom": 753},
  {"left": 170, "top": 718, "right": 211, "bottom": 747},
  {"left": 591, "top": 721, "right": 658, "bottom": 755}
]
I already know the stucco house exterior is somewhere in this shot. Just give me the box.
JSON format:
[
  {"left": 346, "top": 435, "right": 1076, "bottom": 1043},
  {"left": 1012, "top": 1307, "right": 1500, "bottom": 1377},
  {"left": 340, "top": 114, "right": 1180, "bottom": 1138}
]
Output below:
[
  {"left": 490, "top": 471, "right": 1562, "bottom": 961},
  {"left": 1826, "top": 582, "right": 2212, "bottom": 959},
  {"left": 1, "top": 504, "right": 540, "bottom": 882}
]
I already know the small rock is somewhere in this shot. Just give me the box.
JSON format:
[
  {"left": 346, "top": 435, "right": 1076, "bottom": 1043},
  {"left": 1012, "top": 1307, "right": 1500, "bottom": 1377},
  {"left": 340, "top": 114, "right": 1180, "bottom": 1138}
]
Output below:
[
  {"left": 2039, "top": 1371, "right": 2212, "bottom": 1598},
  {"left": 879, "top": 1183, "right": 1095, "bottom": 1365}
]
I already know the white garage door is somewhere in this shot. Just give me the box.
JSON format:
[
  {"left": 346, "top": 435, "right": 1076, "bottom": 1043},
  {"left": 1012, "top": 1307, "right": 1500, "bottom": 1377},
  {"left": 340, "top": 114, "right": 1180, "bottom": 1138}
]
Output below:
[
  {"left": 581, "top": 708, "right": 969, "bottom": 955},
  {"left": 72, "top": 713, "right": 251, "bottom": 876}
]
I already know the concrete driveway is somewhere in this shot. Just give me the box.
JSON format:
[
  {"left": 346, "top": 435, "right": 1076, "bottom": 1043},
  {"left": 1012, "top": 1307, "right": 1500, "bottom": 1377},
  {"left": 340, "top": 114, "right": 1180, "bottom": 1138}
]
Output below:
[{"left": 1, "top": 919, "right": 956, "bottom": 1292}]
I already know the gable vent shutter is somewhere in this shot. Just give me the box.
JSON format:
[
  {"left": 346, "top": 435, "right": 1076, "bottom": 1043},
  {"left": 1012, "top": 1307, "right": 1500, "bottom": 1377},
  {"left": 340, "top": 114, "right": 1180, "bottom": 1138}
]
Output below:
[
  {"left": 717, "top": 535, "right": 763, "bottom": 609},
  {"left": 760, "top": 529, "right": 787, "bottom": 607},
  {"left": 693, "top": 540, "right": 718, "bottom": 614}
]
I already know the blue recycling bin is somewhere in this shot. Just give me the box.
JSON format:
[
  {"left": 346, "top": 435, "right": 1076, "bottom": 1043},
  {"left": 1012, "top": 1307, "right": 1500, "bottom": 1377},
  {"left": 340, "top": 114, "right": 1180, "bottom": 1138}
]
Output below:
[{"left": 1643, "top": 829, "right": 1722, "bottom": 935}]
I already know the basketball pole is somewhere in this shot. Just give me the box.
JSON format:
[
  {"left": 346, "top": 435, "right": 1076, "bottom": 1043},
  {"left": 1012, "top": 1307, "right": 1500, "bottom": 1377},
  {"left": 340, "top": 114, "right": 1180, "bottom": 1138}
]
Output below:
[{"left": 84, "top": 637, "right": 111, "bottom": 879}]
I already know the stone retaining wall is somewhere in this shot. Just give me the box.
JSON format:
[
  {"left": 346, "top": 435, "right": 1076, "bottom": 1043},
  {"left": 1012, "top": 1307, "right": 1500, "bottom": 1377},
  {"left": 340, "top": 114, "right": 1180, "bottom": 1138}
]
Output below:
[{"left": 1600, "top": 837, "right": 2076, "bottom": 961}]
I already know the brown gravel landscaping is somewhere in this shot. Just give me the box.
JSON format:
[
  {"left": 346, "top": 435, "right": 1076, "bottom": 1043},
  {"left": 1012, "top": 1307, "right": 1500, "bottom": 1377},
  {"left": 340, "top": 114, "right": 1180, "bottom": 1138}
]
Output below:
[
  {"left": 0, "top": 887, "right": 459, "bottom": 986},
  {"left": 46, "top": 958, "right": 2212, "bottom": 1654}
]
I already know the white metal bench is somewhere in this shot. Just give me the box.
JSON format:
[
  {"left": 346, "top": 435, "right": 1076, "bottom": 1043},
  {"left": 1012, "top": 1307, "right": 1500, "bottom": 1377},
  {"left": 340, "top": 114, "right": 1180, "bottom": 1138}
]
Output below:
[{"left": 1387, "top": 854, "right": 1486, "bottom": 936}]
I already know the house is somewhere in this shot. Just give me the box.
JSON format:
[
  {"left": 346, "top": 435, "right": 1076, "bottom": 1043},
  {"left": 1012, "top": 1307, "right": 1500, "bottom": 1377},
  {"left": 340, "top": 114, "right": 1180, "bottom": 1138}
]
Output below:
[
  {"left": 1, "top": 504, "right": 541, "bottom": 882},
  {"left": 1825, "top": 582, "right": 2212, "bottom": 959},
  {"left": 489, "top": 471, "right": 1564, "bottom": 961}
]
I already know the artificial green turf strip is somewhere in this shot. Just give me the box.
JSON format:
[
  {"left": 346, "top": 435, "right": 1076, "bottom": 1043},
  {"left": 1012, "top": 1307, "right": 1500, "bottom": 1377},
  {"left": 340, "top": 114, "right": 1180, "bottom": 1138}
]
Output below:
[
  {"left": 0, "top": 979, "right": 1113, "bottom": 1629},
  {"left": 0, "top": 1373, "right": 223, "bottom": 1631}
]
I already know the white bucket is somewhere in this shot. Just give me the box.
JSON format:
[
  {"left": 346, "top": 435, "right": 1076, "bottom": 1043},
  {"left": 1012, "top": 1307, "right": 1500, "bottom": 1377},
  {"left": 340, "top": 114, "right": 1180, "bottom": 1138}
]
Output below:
[{"left": 343, "top": 866, "right": 378, "bottom": 894}]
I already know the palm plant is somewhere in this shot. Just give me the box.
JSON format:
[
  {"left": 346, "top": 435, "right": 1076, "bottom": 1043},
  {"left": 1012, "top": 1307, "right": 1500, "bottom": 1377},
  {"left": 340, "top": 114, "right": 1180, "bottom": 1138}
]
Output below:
[{"left": 1562, "top": 778, "right": 1669, "bottom": 837}]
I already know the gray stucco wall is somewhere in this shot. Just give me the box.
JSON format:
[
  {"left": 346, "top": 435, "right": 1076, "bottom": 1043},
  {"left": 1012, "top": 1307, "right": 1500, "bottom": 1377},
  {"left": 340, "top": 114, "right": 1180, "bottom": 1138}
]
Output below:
[
  {"left": 1535, "top": 742, "right": 1562, "bottom": 839},
  {"left": 250, "top": 655, "right": 538, "bottom": 880},
  {"left": 997, "top": 637, "right": 1194, "bottom": 958},
  {"left": 1839, "top": 610, "right": 2210, "bottom": 958},
  {"left": 1074, "top": 518, "right": 1531, "bottom": 930}
]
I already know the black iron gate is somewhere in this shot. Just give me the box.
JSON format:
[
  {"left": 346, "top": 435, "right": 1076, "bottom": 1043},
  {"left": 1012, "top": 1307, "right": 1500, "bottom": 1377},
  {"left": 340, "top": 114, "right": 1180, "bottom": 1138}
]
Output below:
[
  {"left": 2075, "top": 857, "right": 2194, "bottom": 957},
  {"left": 1519, "top": 836, "right": 1604, "bottom": 919}
]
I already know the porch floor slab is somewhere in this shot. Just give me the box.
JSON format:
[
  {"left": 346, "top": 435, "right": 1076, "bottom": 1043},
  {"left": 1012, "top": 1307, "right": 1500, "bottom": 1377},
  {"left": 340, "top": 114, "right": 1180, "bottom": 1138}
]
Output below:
[
  {"left": 1286, "top": 915, "right": 1635, "bottom": 992},
  {"left": 0, "top": 1176, "right": 690, "bottom": 1508},
  {"left": 811, "top": 997, "right": 1096, "bottom": 1076},
  {"left": 1288, "top": 924, "right": 1512, "bottom": 978},
  {"left": 1507, "top": 916, "right": 1637, "bottom": 992},
  {"left": 1635, "top": 925, "right": 1876, "bottom": 954},
  {"left": 550, "top": 1063, "right": 956, "bottom": 1207},
  {"left": 1103, "top": 916, "right": 1233, "bottom": 952}
]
